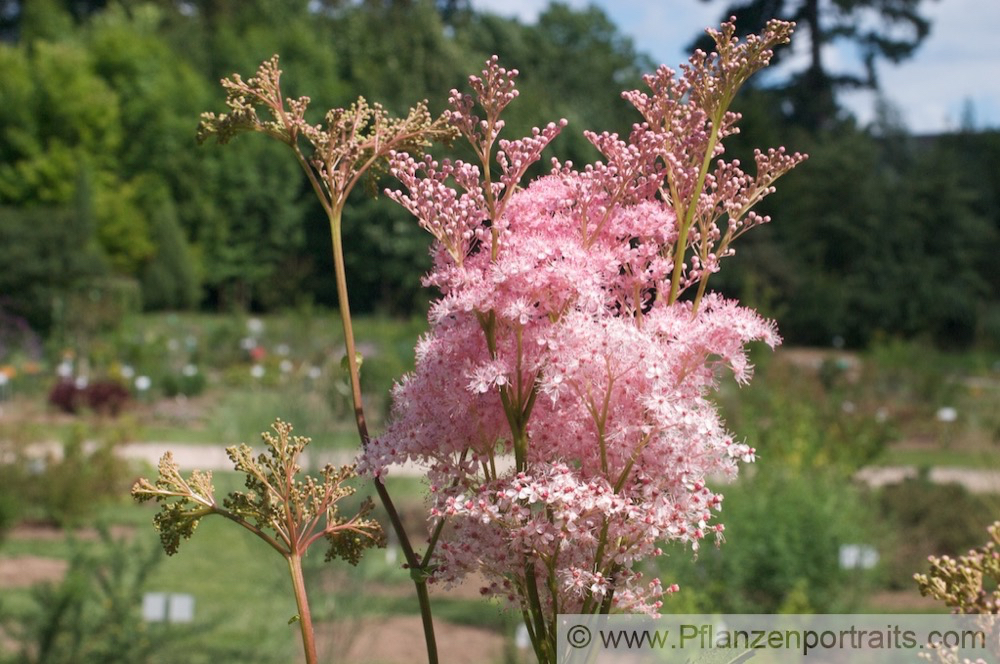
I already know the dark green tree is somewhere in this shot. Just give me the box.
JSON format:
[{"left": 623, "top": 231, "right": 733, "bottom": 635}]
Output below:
[
  {"left": 454, "top": 2, "right": 651, "bottom": 162},
  {"left": 138, "top": 180, "right": 201, "bottom": 310},
  {"left": 719, "top": 97, "right": 994, "bottom": 348},
  {"left": 0, "top": 204, "right": 107, "bottom": 331}
]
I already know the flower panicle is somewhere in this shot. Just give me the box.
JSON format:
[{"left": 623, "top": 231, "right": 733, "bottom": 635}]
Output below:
[
  {"left": 131, "top": 452, "right": 217, "bottom": 556},
  {"left": 387, "top": 54, "right": 567, "bottom": 265},
  {"left": 197, "top": 54, "right": 457, "bottom": 213},
  {"left": 362, "top": 20, "right": 804, "bottom": 639},
  {"left": 132, "top": 420, "right": 384, "bottom": 561}
]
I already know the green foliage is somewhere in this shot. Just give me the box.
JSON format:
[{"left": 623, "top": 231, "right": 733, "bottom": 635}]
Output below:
[
  {"left": 340, "top": 196, "right": 433, "bottom": 315},
  {"left": 717, "top": 353, "right": 892, "bottom": 474},
  {"left": 332, "top": 0, "right": 467, "bottom": 114},
  {"left": 54, "top": 279, "right": 143, "bottom": 356},
  {"left": 191, "top": 139, "right": 309, "bottom": 311},
  {"left": 18, "top": 0, "right": 74, "bottom": 43},
  {"left": 663, "top": 468, "right": 876, "bottom": 613},
  {"left": 0, "top": 474, "right": 18, "bottom": 545},
  {"left": 1, "top": 528, "right": 165, "bottom": 664},
  {"left": 0, "top": 39, "right": 121, "bottom": 205},
  {"left": 723, "top": 115, "right": 998, "bottom": 348},
  {"left": 30, "top": 428, "right": 132, "bottom": 528},
  {"left": 879, "top": 478, "right": 998, "bottom": 589},
  {"left": 0, "top": 0, "right": 996, "bottom": 346},
  {"left": 0, "top": 205, "right": 107, "bottom": 332},
  {"left": 138, "top": 182, "right": 201, "bottom": 310},
  {"left": 94, "top": 178, "right": 156, "bottom": 275}
]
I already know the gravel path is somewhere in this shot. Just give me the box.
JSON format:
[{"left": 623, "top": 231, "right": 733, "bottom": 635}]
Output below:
[
  {"left": 118, "top": 441, "right": 516, "bottom": 478},
  {"left": 15, "top": 440, "right": 1000, "bottom": 492}
]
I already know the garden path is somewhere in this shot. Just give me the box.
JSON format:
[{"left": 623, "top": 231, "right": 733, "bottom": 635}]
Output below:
[
  {"left": 119, "top": 441, "right": 1000, "bottom": 493},
  {"left": 13, "top": 438, "right": 1000, "bottom": 492}
]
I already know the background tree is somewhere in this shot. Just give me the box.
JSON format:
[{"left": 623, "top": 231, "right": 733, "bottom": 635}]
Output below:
[
  {"left": 0, "top": 0, "right": 996, "bottom": 346},
  {"left": 693, "top": 0, "right": 933, "bottom": 129}
]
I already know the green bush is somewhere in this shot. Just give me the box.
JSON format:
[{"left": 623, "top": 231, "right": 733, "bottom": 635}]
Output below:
[
  {"left": 159, "top": 368, "right": 206, "bottom": 398},
  {"left": 2, "top": 426, "right": 133, "bottom": 528},
  {"left": 717, "top": 355, "right": 892, "bottom": 474},
  {"left": 0, "top": 206, "right": 107, "bottom": 334},
  {"left": 139, "top": 183, "right": 201, "bottom": 311},
  {"left": 1, "top": 528, "right": 166, "bottom": 664},
  {"left": 878, "top": 477, "right": 998, "bottom": 589},
  {"left": 661, "top": 469, "right": 877, "bottom": 613}
]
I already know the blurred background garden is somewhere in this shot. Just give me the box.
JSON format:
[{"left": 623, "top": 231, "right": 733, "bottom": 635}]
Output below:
[{"left": 1, "top": 0, "right": 999, "bottom": 662}]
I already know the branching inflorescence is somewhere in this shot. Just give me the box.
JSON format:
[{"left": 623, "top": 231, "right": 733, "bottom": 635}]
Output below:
[
  {"left": 132, "top": 420, "right": 383, "bottom": 563},
  {"left": 363, "top": 18, "right": 805, "bottom": 663},
  {"left": 914, "top": 521, "right": 1000, "bottom": 663},
  {"left": 132, "top": 421, "right": 383, "bottom": 664}
]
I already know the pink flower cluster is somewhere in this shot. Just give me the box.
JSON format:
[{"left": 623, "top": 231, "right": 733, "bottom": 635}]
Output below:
[{"left": 362, "top": 19, "right": 801, "bottom": 624}]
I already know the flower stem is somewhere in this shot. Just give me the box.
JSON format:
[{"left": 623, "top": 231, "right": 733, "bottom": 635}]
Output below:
[
  {"left": 328, "top": 210, "right": 440, "bottom": 664},
  {"left": 287, "top": 554, "right": 317, "bottom": 664},
  {"left": 667, "top": 112, "right": 723, "bottom": 304}
]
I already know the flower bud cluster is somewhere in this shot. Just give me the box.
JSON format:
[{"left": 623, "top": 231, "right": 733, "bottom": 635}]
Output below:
[
  {"left": 198, "top": 55, "right": 456, "bottom": 217},
  {"left": 916, "top": 521, "right": 1000, "bottom": 614}
]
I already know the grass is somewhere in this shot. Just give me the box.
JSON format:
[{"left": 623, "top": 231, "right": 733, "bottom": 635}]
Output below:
[{"left": 140, "top": 512, "right": 300, "bottom": 660}]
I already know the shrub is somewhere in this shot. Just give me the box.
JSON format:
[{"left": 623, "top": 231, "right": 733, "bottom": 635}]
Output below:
[
  {"left": 879, "top": 477, "right": 997, "bottom": 589},
  {"left": 47, "top": 380, "right": 80, "bottom": 414},
  {"left": 662, "top": 468, "right": 877, "bottom": 613},
  {"left": 159, "top": 369, "right": 206, "bottom": 398},
  {"left": 83, "top": 380, "right": 130, "bottom": 415},
  {"left": 47, "top": 379, "right": 130, "bottom": 416},
  {"left": 2, "top": 528, "right": 165, "bottom": 664}
]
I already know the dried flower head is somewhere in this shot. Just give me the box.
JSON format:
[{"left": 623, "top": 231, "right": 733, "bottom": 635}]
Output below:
[
  {"left": 198, "top": 55, "right": 457, "bottom": 216},
  {"left": 132, "top": 419, "right": 384, "bottom": 563}
]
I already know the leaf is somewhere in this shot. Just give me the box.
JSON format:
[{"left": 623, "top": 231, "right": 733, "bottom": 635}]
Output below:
[{"left": 340, "top": 351, "right": 364, "bottom": 374}]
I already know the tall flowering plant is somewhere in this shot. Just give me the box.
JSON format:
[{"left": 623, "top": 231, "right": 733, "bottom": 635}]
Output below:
[
  {"left": 362, "top": 18, "right": 805, "bottom": 662},
  {"left": 138, "top": 17, "right": 804, "bottom": 664}
]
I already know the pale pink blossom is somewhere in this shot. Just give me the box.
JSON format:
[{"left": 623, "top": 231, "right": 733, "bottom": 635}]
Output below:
[{"left": 361, "top": 17, "right": 804, "bottom": 656}]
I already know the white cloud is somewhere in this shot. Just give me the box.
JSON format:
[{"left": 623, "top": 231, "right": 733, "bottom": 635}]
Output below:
[
  {"left": 468, "top": 0, "right": 586, "bottom": 24},
  {"left": 879, "top": 0, "right": 1000, "bottom": 132}
]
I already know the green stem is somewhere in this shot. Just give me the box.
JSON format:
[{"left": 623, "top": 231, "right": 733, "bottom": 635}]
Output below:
[
  {"left": 692, "top": 269, "right": 711, "bottom": 315},
  {"left": 520, "top": 606, "right": 545, "bottom": 664},
  {"left": 581, "top": 518, "right": 612, "bottom": 615},
  {"left": 329, "top": 211, "right": 367, "bottom": 439},
  {"left": 524, "top": 560, "right": 551, "bottom": 662},
  {"left": 287, "top": 554, "right": 317, "bottom": 664},
  {"left": 667, "top": 113, "right": 723, "bottom": 304},
  {"left": 328, "top": 209, "right": 440, "bottom": 664},
  {"left": 414, "top": 579, "right": 438, "bottom": 662}
]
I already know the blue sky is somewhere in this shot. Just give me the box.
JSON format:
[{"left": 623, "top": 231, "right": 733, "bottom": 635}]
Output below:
[{"left": 469, "top": 0, "right": 1000, "bottom": 134}]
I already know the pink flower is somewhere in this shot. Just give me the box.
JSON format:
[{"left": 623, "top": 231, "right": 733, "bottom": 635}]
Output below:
[{"left": 362, "top": 17, "right": 805, "bottom": 655}]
